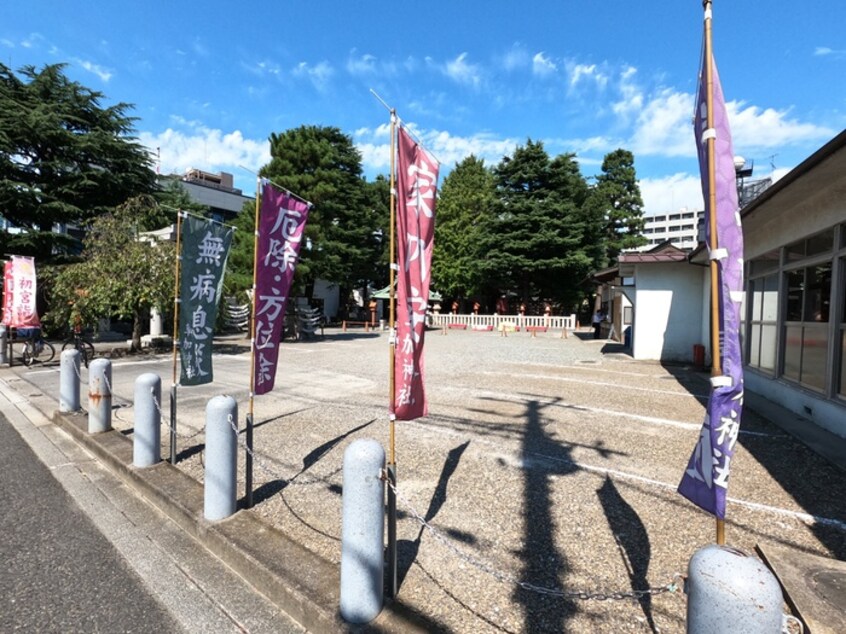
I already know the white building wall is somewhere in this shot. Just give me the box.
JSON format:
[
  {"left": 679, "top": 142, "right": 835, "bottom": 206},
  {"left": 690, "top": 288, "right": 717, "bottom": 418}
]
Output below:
[
  {"left": 632, "top": 263, "right": 705, "bottom": 362},
  {"left": 312, "top": 279, "right": 339, "bottom": 319}
]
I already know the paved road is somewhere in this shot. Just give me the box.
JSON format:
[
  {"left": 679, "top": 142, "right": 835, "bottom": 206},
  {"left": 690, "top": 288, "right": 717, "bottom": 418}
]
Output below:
[{"left": 0, "top": 410, "right": 179, "bottom": 633}]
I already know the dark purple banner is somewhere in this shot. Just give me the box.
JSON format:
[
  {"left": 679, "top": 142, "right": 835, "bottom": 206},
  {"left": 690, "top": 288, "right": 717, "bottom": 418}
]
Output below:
[
  {"left": 678, "top": 39, "right": 745, "bottom": 519},
  {"left": 253, "top": 181, "right": 310, "bottom": 395}
]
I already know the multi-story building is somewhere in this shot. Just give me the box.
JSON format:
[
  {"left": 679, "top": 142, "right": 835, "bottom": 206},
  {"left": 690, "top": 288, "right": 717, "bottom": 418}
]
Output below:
[
  {"left": 639, "top": 208, "right": 705, "bottom": 251},
  {"left": 158, "top": 169, "right": 253, "bottom": 224}
]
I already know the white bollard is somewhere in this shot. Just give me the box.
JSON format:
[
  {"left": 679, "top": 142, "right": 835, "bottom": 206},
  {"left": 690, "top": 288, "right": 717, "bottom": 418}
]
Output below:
[
  {"left": 340, "top": 438, "right": 386, "bottom": 624},
  {"left": 133, "top": 373, "right": 161, "bottom": 468},
  {"left": 204, "top": 395, "right": 238, "bottom": 521},
  {"left": 88, "top": 358, "right": 112, "bottom": 433},
  {"left": 59, "top": 349, "right": 81, "bottom": 412},
  {"left": 686, "top": 545, "right": 800, "bottom": 633}
]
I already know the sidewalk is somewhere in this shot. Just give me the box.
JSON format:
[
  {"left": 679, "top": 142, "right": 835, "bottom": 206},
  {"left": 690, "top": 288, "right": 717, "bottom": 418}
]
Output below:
[{"left": 3, "top": 328, "right": 845, "bottom": 632}]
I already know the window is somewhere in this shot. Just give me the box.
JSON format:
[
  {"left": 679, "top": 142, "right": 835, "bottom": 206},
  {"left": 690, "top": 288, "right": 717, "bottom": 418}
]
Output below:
[
  {"left": 782, "top": 264, "right": 832, "bottom": 391},
  {"left": 668, "top": 225, "right": 681, "bottom": 232},
  {"left": 682, "top": 224, "right": 694, "bottom": 231},
  {"left": 669, "top": 213, "right": 681, "bottom": 220},
  {"left": 747, "top": 273, "right": 778, "bottom": 372},
  {"left": 653, "top": 215, "right": 666, "bottom": 222}
]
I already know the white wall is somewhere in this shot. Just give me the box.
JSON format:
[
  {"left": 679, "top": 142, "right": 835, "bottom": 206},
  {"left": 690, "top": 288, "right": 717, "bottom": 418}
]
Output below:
[
  {"left": 632, "top": 263, "right": 705, "bottom": 362},
  {"left": 312, "top": 279, "right": 339, "bottom": 318}
]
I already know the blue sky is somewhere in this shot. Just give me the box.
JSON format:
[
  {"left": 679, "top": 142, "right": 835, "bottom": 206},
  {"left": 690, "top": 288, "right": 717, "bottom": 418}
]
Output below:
[{"left": 4, "top": 1, "right": 845, "bottom": 215}]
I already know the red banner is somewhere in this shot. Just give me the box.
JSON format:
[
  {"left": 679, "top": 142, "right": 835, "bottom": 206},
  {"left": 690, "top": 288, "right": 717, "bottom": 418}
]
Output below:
[
  {"left": 394, "top": 127, "right": 438, "bottom": 420},
  {"left": 2, "top": 256, "right": 41, "bottom": 328}
]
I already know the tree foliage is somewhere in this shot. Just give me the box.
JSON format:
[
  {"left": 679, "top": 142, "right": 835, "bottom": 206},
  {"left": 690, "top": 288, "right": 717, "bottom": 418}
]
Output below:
[
  {"left": 44, "top": 196, "right": 175, "bottom": 350},
  {"left": 478, "top": 140, "right": 592, "bottom": 309},
  {"left": 587, "top": 148, "right": 646, "bottom": 263},
  {"left": 432, "top": 155, "right": 495, "bottom": 300},
  {"left": 0, "top": 63, "right": 156, "bottom": 260},
  {"left": 260, "top": 125, "right": 383, "bottom": 304}
]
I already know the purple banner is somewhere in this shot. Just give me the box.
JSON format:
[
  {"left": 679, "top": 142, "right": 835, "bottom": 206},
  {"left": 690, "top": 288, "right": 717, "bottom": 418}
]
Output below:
[
  {"left": 253, "top": 181, "right": 310, "bottom": 395},
  {"left": 677, "top": 42, "right": 745, "bottom": 519}
]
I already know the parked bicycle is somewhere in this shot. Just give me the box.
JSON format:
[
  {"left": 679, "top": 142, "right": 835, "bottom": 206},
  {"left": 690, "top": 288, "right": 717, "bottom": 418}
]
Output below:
[
  {"left": 62, "top": 328, "right": 96, "bottom": 368},
  {"left": 16, "top": 327, "right": 56, "bottom": 367}
]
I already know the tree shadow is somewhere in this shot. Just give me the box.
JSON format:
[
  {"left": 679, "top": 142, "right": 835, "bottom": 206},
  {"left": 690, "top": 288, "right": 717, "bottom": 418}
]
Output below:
[
  {"left": 397, "top": 441, "right": 470, "bottom": 590},
  {"left": 513, "top": 398, "right": 578, "bottom": 632},
  {"left": 596, "top": 476, "right": 656, "bottom": 632}
]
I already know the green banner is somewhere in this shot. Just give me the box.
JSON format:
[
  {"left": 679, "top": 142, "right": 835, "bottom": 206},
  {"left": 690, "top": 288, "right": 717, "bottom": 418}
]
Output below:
[{"left": 178, "top": 215, "right": 233, "bottom": 385}]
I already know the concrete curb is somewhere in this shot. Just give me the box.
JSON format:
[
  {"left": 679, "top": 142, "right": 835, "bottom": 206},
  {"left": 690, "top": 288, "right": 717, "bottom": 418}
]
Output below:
[{"left": 50, "top": 410, "right": 430, "bottom": 633}]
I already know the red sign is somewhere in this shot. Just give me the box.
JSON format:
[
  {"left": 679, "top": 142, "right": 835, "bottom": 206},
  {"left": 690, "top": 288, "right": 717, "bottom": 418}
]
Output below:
[
  {"left": 2, "top": 257, "right": 41, "bottom": 328},
  {"left": 393, "top": 127, "right": 438, "bottom": 420}
]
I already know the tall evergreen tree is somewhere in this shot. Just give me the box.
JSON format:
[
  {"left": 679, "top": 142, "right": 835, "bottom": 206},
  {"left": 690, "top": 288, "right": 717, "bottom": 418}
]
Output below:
[
  {"left": 587, "top": 148, "right": 647, "bottom": 263},
  {"left": 480, "top": 140, "right": 591, "bottom": 309},
  {"left": 432, "top": 155, "right": 495, "bottom": 301},
  {"left": 0, "top": 63, "right": 155, "bottom": 260},
  {"left": 260, "top": 125, "right": 380, "bottom": 305}
]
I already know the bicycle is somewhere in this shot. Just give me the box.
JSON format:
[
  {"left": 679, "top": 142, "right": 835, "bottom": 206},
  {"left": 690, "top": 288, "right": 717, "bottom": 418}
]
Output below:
[
  {"left": 62, "top": 329, "right": 96, "bottom": 368},
  {"left": 19, "top": 333, "right": 56, "bottom": 367}
]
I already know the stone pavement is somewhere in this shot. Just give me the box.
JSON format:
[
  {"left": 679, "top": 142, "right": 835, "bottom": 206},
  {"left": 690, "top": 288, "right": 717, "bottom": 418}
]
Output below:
[{"left": 2, "top": 327, "right": 845, "bottom": 632}]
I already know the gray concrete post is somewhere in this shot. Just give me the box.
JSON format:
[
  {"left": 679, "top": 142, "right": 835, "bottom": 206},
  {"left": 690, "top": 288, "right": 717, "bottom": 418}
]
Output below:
[
  {"left": 88, "top": 358, "right": 112, "bottom": 433},
  {"left": 59, "top": 349, "right": 81, "bottom": 412},
  {"left": 133, "top": 373, "right": 161, "bottom": 468},
  {"left": 204, "top": 395, "right": 238, "bottom": 521},
  {"left": 686, "top": 544, "right": 792, "bottom": 633},
  {"left": 340, "top": 438, "right": 385, "bottom": 624}
]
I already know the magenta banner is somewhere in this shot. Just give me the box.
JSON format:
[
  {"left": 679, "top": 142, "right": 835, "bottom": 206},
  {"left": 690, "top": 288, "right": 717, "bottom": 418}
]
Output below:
[
  {"left": 678, "top": 39, "right": 745, "bottom": 519},
  {"left": 393, "top": 127, "right": 438, "bottom": 420},
  {"left": 253, "top": 181, "right": 310, "bottom": 395}
]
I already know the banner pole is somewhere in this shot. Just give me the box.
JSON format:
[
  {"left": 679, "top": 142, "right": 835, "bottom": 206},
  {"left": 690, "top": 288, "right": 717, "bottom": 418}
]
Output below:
[
  {"left": 387, "top": 110, "right": 399, "bottom": 599},
  {"left": 703, "top": 0, "right": 726, "bottom": 546},
  {"left": 246, "top": 178, "right": 262, "bottom": 508},
  {"left": 169, "top": 209, "right": 183, "bottom": 464}
]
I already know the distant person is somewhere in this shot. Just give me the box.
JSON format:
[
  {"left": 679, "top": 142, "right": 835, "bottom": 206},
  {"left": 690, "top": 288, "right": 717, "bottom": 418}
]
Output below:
[{"left": 592, "top": 310, "right": 604, "bottom": 339}]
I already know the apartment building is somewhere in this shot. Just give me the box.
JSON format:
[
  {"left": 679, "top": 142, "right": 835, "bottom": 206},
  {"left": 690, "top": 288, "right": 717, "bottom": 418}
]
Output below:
[{"left": 639, "top": 208, "right": 704, "bottom": 251}]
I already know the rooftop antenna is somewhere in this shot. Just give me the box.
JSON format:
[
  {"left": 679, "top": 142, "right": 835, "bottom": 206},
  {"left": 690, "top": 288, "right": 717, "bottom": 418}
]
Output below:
[{"left": 768, "top": 153, "right": 778, "bottom": 172}]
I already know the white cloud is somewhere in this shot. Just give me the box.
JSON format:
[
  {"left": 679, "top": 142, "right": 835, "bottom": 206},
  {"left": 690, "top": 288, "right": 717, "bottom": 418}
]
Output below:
[
  {"left": 569, "top": 63, "right": 605, "bottom": 88},
  {"left": 814, "top": 46, "right": 845, "bottom": 58},
  {"left": 532, "top": 52, "right": 557, "bottom": 77},
  {"left": 74, "top": 58, "right": 113, "bottom": 82},
  {"left": 502, "top": 44, "right": 530, "bottom": 72},
  {"left": 292, "top": 61, "right": 334, "bottom": 90},
  {"left": 346, "top": 49, "right": 377, "bottom": 75},
  {"left": 610, "top": 65, "right": 642, "bottom": 119},
  {"left": 628, "top": 88, "right": 694, "bottom": 157},
  {"left": 139, "top": 126, "right": 270, "bottom": 180},
  {"left": 726, "top": 102, "right": 835, "bottom": 150},
  {"left": 1, "top": 38, "right": 14, "bottom": 48},
  {"left": 638, "top": 173, "right": 704, "bottom": 215},
  {"left": 443, "top": 53, "right": 482, "bottom": 89},
  {"left": 21, "top": 33, "right": 44, "bottom": 49}
]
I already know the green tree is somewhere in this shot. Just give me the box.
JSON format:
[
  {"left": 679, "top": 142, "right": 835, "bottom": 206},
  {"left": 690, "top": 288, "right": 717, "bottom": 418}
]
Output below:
[
  {"left": 222, "top": 198, "right": 258, "bottom": 303},
  {"left": 260, "top": 125, "right": 381, "bottom": 308},
  {"left": 45, "top": 196, "right": 175, "bottom": 351},
  {"left": 0, "top": 63, "right": 156, "bottom": 260},
  {"left": 587, "top": 148, "right": 647, "bottom": 263},
  {"left": 151, "top": 178, "right": 210, "bottom": 230},
  {"left": 432, "top": 155, "right": 495, "bottom": 301},
  {"left": 480, "top": 140, "right": 591, "bottom": 310}
]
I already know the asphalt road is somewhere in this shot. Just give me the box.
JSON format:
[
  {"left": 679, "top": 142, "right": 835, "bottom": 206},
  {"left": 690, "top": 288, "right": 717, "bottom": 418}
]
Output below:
[{"left": 0, "top": 410, "right": 179, "bottom": 633}]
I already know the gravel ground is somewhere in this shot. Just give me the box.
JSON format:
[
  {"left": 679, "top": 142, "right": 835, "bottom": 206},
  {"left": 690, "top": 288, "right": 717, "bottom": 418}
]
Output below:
[{"left": 108, "top": 328, "right": 846, "bottom": 633}]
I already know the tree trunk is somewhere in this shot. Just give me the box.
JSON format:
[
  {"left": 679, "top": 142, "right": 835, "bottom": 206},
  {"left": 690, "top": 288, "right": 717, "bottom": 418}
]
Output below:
[{"left": 131, "top": 308, "right": 144, "bottom": 352}]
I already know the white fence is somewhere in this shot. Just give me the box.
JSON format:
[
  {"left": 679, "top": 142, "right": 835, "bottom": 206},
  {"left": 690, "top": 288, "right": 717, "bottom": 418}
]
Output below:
[{"left": 429, "top": 313, "right": 577, "bottom": 331}]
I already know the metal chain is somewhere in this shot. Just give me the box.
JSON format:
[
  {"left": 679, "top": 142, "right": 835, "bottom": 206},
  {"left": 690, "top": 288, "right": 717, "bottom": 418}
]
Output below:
[
  {"left": 151, "top": 390, "right": 205, "bottom": 440},
  {"left": 225, "top": 414, "right": 340, "bottom": 487},
  {"left": 382, "top": 475, "right": 682, "bottom": 602}
]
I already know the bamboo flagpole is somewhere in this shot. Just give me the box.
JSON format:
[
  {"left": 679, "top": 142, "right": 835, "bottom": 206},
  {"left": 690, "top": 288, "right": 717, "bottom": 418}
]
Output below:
[
  {"left": 678, "top": 0, "right": 745, "bottom": 547},
  {"left": 169, "top": 209, "right": 184, "bottom": 464},
  {"left": 245, "top": 177, "right": 261, "bottom": 508},
  {"left": 387, "top": 108, "right": 399, "bottom": 598},
  {"left": 702, "top": 0, "right": 725, "bottom": 546}
]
